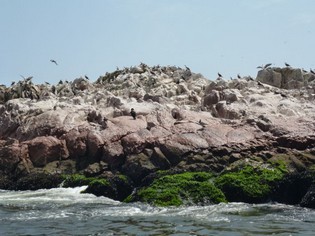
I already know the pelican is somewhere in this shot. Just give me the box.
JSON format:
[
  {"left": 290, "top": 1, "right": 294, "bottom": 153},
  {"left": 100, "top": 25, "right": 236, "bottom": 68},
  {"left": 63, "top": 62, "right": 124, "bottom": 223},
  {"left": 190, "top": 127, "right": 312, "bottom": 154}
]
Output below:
[{"left": 50, "top": 59, "right": 58, "bottom": 65}]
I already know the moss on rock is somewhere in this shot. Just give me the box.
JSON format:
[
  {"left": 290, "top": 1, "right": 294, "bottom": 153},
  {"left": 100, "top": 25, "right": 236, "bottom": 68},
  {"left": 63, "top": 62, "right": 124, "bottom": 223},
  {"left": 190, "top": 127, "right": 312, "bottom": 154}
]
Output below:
[
  {"left": 62, "top": 174, "right": 133, "bottom": 200},
  {"left": 126, "top": 172, "right": 226, "bottom": 206},
  {"left": 214, "top": 165, "right": 286, "bottom": 203}
]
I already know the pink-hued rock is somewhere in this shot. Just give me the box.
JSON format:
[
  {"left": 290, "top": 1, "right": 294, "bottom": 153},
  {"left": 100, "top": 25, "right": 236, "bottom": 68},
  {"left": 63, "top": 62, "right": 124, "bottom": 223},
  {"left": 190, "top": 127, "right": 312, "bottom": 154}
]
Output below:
[
  {"left": 102, "top": 140, "right": 125, "bottom": 170},
  {"left": 62, "top": 128, "right": 87, "bottom": 158},
  {"left": 86, "top": 131, "right": 104, "bottom": 161},
  {"left": 1, "top": 64, "right": 315, "bottom": 187},
  {"left": 0, "top": 139, "right": 21, "bottom": 173},
  {"left": 25, "top": 136, "right": 69, "bottom": 167},
  {"left": 121, "top": 128, "right": 154, "bottom": 154}
]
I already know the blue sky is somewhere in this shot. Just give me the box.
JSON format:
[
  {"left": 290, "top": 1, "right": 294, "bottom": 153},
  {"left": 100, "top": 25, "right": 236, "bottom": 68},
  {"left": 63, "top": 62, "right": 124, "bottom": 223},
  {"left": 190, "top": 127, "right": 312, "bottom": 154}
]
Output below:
[{"left": 1, "top": 0, "right": 315, "bottom": 86}]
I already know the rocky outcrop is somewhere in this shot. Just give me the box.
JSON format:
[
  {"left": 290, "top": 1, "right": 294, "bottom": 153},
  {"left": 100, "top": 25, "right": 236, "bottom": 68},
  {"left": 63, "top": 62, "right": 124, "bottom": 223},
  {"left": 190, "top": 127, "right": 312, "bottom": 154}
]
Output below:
[{"left": 1, "top": 64, "right": 315, "bottom": 208}]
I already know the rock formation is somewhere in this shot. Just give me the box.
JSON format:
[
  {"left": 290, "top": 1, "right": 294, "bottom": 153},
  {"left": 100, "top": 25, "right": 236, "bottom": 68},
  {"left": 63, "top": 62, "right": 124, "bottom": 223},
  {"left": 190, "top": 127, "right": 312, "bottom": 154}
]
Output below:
[{"left": 0, "top": 64, "right": 315, "bottom": 207}]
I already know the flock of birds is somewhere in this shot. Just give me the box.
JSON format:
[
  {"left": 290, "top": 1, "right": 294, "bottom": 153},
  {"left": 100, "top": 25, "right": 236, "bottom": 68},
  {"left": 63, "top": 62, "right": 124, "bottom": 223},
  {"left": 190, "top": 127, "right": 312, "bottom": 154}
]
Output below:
[
  {"left": 12, "top": 59, "right": 90, "bottom": 87},
  {"left": 217, "top": 62, "right": 315, "bottom": 80},
  {"left": 5, "top": 60, "right": 315, "bottom": 88}
]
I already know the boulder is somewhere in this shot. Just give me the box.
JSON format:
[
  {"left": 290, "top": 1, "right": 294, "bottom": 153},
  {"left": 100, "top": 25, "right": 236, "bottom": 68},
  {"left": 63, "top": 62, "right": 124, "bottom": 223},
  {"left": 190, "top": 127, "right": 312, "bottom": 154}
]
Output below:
[
  {"left": 300, "top": 184, "right": 315, "bottom": 208},
  {"left": 121, "top": 153, "right": 157, "bottom": 184},
  {"left": 0, "top": 140, "right": 21, "bottom": 174},
  {"left": 25, "top": 136, "right": 69, "bottom": 167}
]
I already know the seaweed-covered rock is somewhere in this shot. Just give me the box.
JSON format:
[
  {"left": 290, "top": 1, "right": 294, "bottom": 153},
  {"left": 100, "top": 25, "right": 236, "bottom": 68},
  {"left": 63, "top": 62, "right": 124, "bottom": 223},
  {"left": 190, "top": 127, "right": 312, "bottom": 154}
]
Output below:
[
  {"left": 214, "top": 165, "right": 286, "bottom": 203},
  {"left": 126, "top": 172, "right": 226, "bottom": 206},
  {"left": 62, "top": 173, "right": 134, "bottom": 201}
]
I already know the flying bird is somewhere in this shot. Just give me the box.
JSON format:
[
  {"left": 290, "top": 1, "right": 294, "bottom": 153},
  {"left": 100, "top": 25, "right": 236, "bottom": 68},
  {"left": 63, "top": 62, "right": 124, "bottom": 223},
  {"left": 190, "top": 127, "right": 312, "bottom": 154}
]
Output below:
[{"left": 50, "top": 59, "right": 58, "bottom": 65}]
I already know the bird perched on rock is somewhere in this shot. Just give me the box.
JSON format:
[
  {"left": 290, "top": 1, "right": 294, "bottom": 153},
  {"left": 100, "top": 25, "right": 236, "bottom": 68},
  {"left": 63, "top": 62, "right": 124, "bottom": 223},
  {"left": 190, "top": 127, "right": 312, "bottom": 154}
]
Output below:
[
  {"left": 310, "top": 69, "right": 315, "bottom": 74},
  {"left": 285, "top": 62, "right": 291, "bottom": 67},
  {"left": 130, "top": 108, "right": 136, "bottom": 120},
  {"left": 25, "top": 76, "right": 33, "bottom": 82},
  {"left": 50, "top": 59, "right": 58, "bottom": 65},
  {"left": 217, "top": 72, "right": 222, "bottom": 78},
  {"left": 257, "top": 63, "right": 272, "bottom": 69},
  {"left": 237, "top": 74, "right": 241, "bottom": 79},
  {"left": 85, "top": 75, "right": 89, "bottom": 80}
]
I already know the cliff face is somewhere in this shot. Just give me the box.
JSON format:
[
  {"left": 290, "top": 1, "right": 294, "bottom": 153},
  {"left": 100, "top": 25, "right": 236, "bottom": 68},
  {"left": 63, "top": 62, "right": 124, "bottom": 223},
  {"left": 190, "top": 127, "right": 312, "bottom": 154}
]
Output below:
[{"left": 1, "top": 64, "right": 315, "bottom": 207}]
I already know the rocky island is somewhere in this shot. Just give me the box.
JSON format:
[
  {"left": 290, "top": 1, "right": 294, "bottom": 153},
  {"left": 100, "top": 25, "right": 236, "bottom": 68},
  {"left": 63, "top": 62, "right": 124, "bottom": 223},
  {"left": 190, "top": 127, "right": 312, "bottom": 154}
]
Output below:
[{"left": 1, "top": 64, "right": 315, "bottom": 208}]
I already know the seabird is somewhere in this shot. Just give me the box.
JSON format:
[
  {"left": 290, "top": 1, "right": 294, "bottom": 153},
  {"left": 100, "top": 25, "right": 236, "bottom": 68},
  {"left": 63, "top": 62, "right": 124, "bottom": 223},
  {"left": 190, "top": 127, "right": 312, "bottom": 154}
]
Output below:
[
  {"left": 50, "top": 59, "right": 58, "bottom": 65},
  {"left": 85, "top": 75, "right": 89, "bottom": 80},
  {"left": 237, "top": 74, "right": 241, "bottom": 79},
  {"left": 310, "top": 69, "right": 315, "bottom": 74},
  {"left": 45, "top": 81, "right": 50, "bottom": 85},
  {"left": 285, "top": 62, "right": 290, "bottom": 67},
  {"left": 218, "top": 72, "right": 222, "bottom": 78},
  {"left": 256, "top": 65, "right": 263, "bottom": 69},
  {"left": 264, "top": 63, "right": 272, "bottom": 69},
  {"left": 11, "top": 81, "right": 15, "bottom": 86},
  {"left": 130, "top": 108, "right": 136, "bottom": 120},
  {"left": 25, "top": 76, "right": 33, "bottom": 82},
  {"left": 184, "top": 65, "right": 190, "bottom": 71}
]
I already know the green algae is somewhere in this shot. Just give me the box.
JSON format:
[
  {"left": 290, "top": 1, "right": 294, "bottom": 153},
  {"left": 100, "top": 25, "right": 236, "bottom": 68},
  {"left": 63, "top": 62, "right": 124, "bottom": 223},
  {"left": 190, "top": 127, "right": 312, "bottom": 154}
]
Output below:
[
  {"left": 62, "top": 174, "right": 109, "bottom": 188},
  {"left": 127, "top": 172, "right": 226, "bottom": 207},
  {"left": 214, "top": 165, "right": 286, "bottom": 203}
]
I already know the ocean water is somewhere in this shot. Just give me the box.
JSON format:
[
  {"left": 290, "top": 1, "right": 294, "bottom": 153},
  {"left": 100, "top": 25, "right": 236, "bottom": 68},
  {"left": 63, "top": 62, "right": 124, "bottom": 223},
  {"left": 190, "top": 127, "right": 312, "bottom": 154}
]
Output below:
[{"left": 0, "top": 187, "right": 314, "bottom": 236}]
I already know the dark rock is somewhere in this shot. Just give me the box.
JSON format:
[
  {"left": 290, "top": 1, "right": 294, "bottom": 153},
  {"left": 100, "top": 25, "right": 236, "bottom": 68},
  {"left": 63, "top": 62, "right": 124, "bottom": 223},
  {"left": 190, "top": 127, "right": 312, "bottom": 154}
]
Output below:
[
  {"left": 0, "top": 174, "right": 14, "bottom": 190},
  {"left": 150, "top": 147, "right": 171, "bottom": 169},
  {"left": 121, "top": 153, "right": 157, "bottom": 184},
  {"left": 272, "top": 171, "right": 313, "bottom": 205},
  {"left": 300, "top": 183, "right": 315, "bottom": 208},
  {"left": 14, "top": 172, "right": 63, "bottom": 190}
]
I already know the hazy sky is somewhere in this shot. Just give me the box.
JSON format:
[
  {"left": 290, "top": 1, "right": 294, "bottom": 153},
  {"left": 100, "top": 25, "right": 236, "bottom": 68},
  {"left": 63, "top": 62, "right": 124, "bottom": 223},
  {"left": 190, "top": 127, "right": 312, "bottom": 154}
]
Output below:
[{"left": 1, "top": 0, "right": 315, "bottom": 86}]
